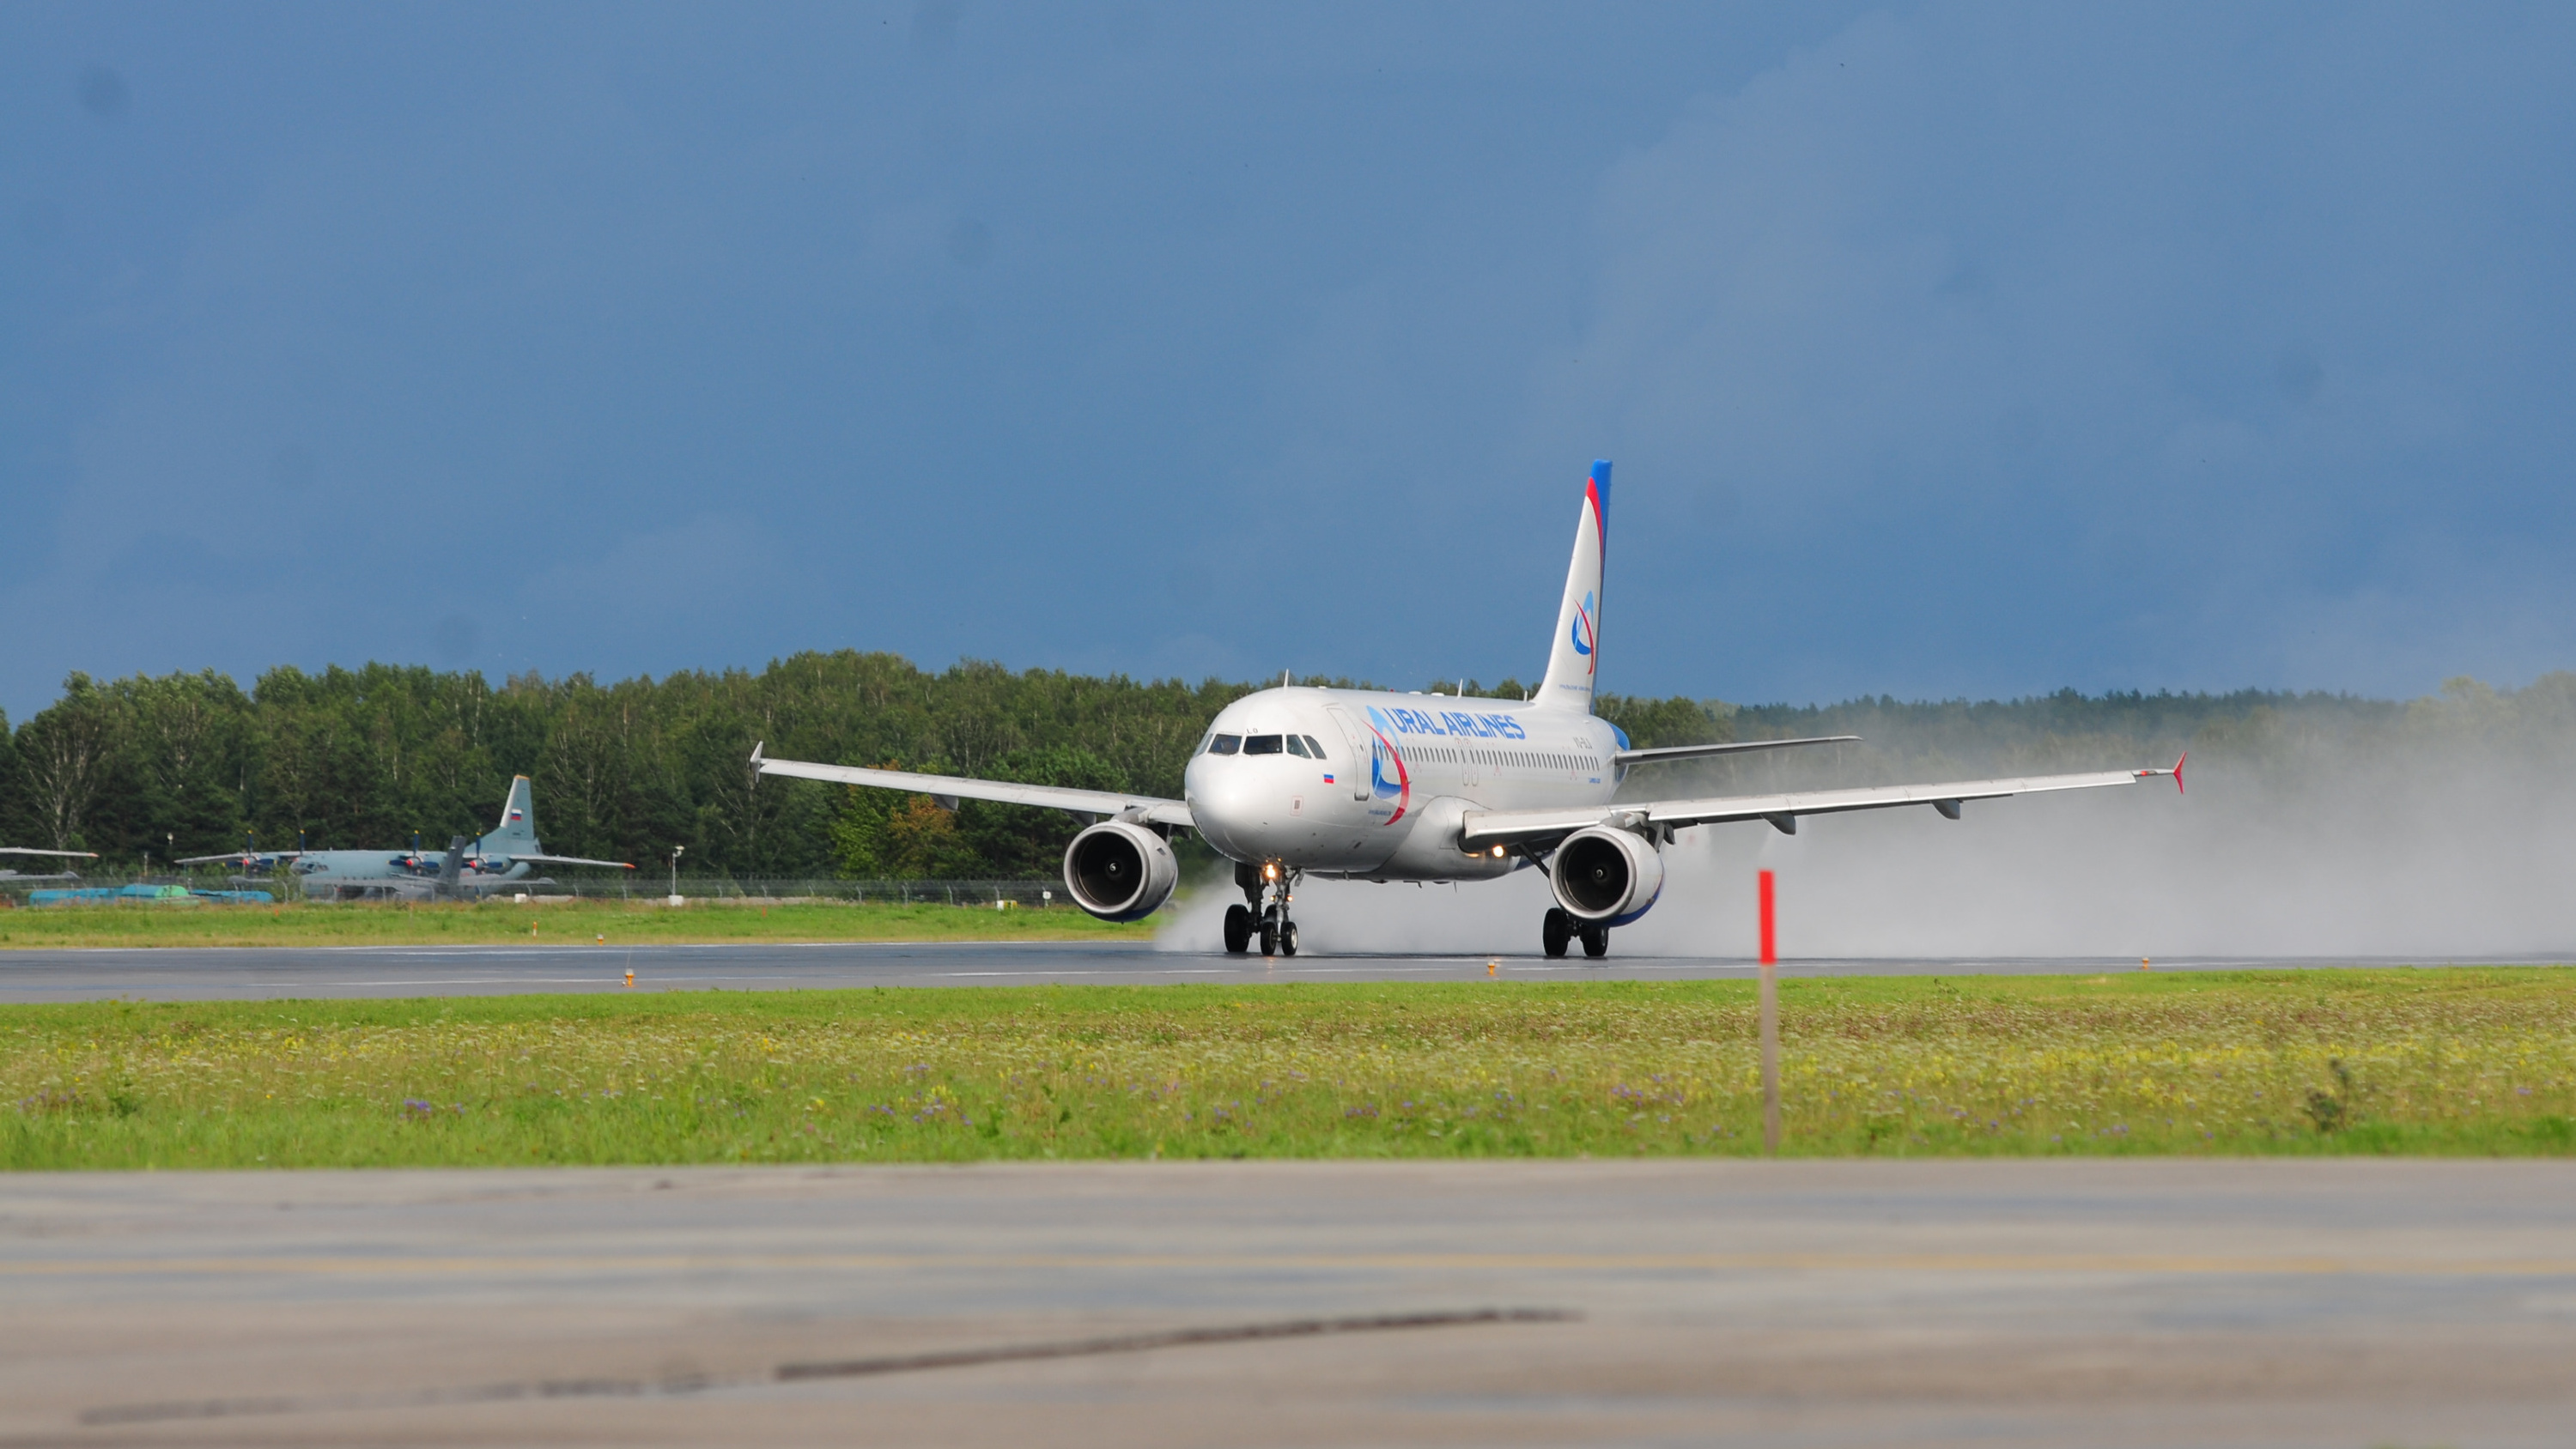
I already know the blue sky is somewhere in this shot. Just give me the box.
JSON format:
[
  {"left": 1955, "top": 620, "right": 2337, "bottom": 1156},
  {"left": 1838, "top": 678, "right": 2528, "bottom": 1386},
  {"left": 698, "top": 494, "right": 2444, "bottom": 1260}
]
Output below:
[{"left": 5, "top": 3, "right": 2573, "bottom": 720}]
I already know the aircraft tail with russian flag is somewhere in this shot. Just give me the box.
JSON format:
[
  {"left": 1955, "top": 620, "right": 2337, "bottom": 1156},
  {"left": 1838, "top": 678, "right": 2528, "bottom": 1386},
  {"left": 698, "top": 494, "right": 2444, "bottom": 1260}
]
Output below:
[{"left": 480, "top": 776, "right": 539, "bottom": 855}]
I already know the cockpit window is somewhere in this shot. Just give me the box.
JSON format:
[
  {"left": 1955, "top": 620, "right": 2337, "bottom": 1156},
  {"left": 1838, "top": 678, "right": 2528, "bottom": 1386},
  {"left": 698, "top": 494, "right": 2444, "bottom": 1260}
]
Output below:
[
  {"left": 1243, "top": 734, "right": 1285, "bottom": 755},
  {"left": 1304, "top": 735, "right": 1328, "bottom": 758},
  {"left": 1285, "top": 735, "right": 1310, "bottom": 758},
  {"left": 1208, "top": 734, "right": 1242, "bottom": 755}
]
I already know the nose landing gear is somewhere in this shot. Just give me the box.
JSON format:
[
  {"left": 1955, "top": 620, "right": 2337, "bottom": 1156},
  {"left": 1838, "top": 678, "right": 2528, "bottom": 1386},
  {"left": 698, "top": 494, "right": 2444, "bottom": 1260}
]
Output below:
[
  {"left": 1260, "top": 909, "right": 1297, "bottom": 957},
  {"left": 1225, "top": 859, "right": 1298, "bottom": 957}
]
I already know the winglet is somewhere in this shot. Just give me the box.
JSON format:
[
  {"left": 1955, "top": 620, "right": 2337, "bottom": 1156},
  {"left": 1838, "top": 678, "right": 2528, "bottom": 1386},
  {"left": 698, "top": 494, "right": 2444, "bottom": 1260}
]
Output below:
[
  {"left": 2136, "top": 752, "right": 2186, "bottom": 795},
  {"left": 750, "top": 740, "right": 765, "bottom": 764}
]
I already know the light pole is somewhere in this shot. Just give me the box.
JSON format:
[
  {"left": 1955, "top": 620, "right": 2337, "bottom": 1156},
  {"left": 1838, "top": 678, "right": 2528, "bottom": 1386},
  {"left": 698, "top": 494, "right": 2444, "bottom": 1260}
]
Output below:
[{"left": 668, "top": 846, "right": 684, "bottom": 906}]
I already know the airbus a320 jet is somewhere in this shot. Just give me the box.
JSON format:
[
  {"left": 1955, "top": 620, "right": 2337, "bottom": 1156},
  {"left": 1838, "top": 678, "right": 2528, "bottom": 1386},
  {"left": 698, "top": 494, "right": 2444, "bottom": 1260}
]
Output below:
[{"left": 756, "top": 462, "right": 2179, "bottom": 957}]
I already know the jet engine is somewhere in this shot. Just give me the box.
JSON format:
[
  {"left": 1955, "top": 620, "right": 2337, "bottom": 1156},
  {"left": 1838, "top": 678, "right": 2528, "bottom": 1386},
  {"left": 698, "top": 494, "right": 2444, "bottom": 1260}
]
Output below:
[
  {"left": 1547, "top": 826, "right": 1665, "bottom": 926},
  {"left": 1061, "top": 821, "right": 1180, "bottom": 922}
]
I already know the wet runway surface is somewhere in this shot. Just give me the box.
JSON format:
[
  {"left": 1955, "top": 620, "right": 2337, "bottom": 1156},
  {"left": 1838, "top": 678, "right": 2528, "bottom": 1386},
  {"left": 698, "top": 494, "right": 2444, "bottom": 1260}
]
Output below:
[
  {"left": 0, "top": 941, "right": 2557, "bottom": 1002},
  {"left": 4, "top": 1160, "right": 2572, "bottom": 1446}
]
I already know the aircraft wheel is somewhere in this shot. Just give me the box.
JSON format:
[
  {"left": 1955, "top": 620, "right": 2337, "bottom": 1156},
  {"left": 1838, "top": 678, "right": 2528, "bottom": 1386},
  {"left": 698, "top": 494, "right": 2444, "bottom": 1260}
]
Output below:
[
  {"left": 1223, "top": 904, "right": 1253, "bottom": 955},
  {"left": 1541, "top": 907, "right": 1572, "bottom": 959},
  {"left": 1580, "top": 923, "right": 1609, "bottom": 959},
  {"left": 1279, "top": 921, "right": 1298, "bottom": 957},
  {"left": 1259, "top": 919, "right": 1279, "bottom": 957}
]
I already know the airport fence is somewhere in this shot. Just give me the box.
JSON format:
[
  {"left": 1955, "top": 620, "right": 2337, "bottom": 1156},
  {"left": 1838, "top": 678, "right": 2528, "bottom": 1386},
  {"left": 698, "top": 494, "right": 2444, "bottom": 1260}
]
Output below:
[
  {"left": 551, "top": 877, "right": 1074, "bottom": 907},
  {"left": 0, "top": 873, "right": 1072, "bottom": 908}
]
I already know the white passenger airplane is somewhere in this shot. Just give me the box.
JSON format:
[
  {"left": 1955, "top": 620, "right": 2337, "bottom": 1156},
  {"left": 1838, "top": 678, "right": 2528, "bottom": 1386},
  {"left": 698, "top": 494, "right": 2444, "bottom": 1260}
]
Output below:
[{"left": 756, "top": 461, "right": 2179, "bottom": 958}]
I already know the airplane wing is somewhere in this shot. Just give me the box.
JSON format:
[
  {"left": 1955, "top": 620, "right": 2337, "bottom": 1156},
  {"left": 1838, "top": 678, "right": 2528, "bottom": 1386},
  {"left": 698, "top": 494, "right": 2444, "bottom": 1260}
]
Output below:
[
  {"left": 1614, "top": 735, "right": 1859, "bottom": 766},
  {"left": 489, "top": 854, "right": 636, "bottom": 870},
  {"left": 173, "top": 851, "right": 303, "bottom": 866},
  {"left": 752, "top": 743, "right": 1195, "bottom": 828},
  {"left": 1462, "top": 757, "right": 2184, "bottom": 850},
  {"left": 0, "top": 846, "right": 99, "bottom": 859}
]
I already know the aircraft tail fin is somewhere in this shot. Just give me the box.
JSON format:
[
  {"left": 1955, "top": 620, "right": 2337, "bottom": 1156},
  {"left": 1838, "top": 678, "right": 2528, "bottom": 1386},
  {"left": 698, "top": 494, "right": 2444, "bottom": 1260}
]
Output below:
[
  {"left": 482, "top": 776, "right": 539, "bottom": 854},
  {"left": 1535, "top": 459, "right": 1610, "bottom": 712}
]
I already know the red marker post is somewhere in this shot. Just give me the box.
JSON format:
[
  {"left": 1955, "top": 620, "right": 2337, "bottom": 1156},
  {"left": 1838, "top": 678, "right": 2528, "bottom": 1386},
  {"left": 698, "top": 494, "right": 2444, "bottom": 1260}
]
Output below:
[
  {"left": 1759, "top": 869, "right": 1777, "bottom": 967},
  {"left": 1758, "top": 869, "right": 1780, "bottom": 1155}
]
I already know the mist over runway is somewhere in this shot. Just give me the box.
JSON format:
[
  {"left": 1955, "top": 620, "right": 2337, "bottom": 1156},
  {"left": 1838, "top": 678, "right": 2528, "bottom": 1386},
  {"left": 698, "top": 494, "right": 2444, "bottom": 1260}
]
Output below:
[{"left": 0, "top": 941, "right": 2566, "bottom": 1003}]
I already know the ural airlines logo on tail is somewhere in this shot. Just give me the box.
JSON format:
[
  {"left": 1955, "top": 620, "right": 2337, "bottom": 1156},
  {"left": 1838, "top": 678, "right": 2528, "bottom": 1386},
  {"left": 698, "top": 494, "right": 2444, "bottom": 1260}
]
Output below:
[
  {"left": 1576, "top": 465, "right": 1606, "bottom": 678},
  {"left": 1538, "top": 460, "right": 1610, "bottom": 706}
]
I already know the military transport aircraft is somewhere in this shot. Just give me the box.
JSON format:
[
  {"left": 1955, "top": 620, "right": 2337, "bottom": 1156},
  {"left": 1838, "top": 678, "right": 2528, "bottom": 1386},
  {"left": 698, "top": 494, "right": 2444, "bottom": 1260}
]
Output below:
[
  {"left": 177, "top": 777, "right": 633, "bottom": 899},
  {"left": 756, "top": 461, "right": 2181, "bottom": 957}
]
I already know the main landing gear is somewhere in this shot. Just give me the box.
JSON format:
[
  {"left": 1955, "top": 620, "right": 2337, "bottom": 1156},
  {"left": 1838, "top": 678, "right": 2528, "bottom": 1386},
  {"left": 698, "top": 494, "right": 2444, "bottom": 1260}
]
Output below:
[
  {"left": 1224, "top": 859, "right": 1298, "bottom": 958},
  {"left": 1541, "top": 906, "right": 1608, "bottom": 961}
]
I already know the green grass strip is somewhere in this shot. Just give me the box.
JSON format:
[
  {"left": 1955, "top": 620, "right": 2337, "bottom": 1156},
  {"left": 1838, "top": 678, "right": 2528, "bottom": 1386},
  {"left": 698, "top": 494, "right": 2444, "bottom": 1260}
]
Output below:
[{"left": 8, "top": 969, "right": 2576, "bottom": 1169}]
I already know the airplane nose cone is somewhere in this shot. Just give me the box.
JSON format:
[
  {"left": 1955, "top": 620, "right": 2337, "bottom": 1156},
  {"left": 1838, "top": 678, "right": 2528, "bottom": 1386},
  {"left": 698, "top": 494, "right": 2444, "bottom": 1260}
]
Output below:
[{"left": 1185, "top": 758, "right": 1268, "bottom": 859}]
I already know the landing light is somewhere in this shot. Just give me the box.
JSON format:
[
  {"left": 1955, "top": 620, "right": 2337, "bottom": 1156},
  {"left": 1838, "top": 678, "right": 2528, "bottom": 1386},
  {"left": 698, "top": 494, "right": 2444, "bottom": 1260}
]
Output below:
[{"left": 1490, "top": 845, "right": 1504, "bottom": 858}]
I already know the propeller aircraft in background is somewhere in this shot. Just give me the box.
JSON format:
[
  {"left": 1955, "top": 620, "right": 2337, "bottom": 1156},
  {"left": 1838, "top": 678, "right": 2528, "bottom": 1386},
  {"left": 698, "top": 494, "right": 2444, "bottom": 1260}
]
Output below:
[{"left": 177, "top": 776, "right": 634, "bottom": 900}]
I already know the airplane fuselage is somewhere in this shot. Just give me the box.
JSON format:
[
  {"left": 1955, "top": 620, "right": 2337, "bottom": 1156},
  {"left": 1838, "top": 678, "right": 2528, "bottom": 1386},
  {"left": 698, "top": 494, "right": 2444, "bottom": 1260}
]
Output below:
[
  {"left": 1183, "top": 686, "right": 1628, "bottom": 881},
  {"left": 290, "top": 851, "right": 539, "bottom": 898}
]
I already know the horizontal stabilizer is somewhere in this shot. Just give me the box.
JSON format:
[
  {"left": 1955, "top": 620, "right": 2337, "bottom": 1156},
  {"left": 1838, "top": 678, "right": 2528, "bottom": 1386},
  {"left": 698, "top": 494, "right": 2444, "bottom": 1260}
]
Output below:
[
  {"left": 491, "top": 853, "right": 635, "bottom": 870},
  {"left": 1613, "top": 735, "right": 1859, "bottom": 767}
]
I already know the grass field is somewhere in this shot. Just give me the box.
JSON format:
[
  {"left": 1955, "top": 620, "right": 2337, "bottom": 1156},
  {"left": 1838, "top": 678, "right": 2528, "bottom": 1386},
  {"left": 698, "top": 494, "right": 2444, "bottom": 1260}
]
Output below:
[
  {"left": 7, "top": 968, "right": 2575, "bottom": 1168},
  {"left": 0, "top": 896, "right": 1157, "bottom": 949}
]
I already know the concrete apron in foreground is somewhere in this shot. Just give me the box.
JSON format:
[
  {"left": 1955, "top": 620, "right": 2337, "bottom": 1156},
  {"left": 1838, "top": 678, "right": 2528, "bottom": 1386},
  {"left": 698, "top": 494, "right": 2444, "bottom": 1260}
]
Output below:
[{"left": 2, "top": 1159, "right": 2570, "bottom": 1447}]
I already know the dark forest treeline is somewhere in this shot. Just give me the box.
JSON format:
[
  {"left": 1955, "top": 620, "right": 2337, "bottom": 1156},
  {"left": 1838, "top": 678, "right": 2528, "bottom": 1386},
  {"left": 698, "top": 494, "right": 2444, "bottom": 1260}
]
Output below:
[
  {"left": 0, "top": 656, "right": 1232, "bottom": 878},
  {"left": 5, "top": 657, "right": 2570, "bottom": 879},
  {"left": 0, "top": 656, "right": 1722, "bottom": 879},
  {"left": 1727, "top": 679, "right": 2576, "bottom": 767},
  {"left": 1686, "top": 675, "right": 2576, "bottom": 801}
]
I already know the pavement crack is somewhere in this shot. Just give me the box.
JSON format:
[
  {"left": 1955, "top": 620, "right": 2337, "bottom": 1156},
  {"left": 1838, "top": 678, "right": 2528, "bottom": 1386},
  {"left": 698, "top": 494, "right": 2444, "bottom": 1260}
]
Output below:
[
  {"left": 77, "top": 1307, "right": 1578, "bottom": 1426},
  {"left": 774, "top": 1307, "right": 1579, "bottom": 1381}
]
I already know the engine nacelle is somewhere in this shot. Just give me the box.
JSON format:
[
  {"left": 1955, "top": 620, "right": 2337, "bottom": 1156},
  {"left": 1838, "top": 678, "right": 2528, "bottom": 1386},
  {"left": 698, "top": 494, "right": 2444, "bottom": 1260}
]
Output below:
[
  {"left": 1061, "top": 821, "right": 1180, "bottom": 922},
  {"left": 1547, "top": 826, "right": 1665, "bottom": 926}
]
